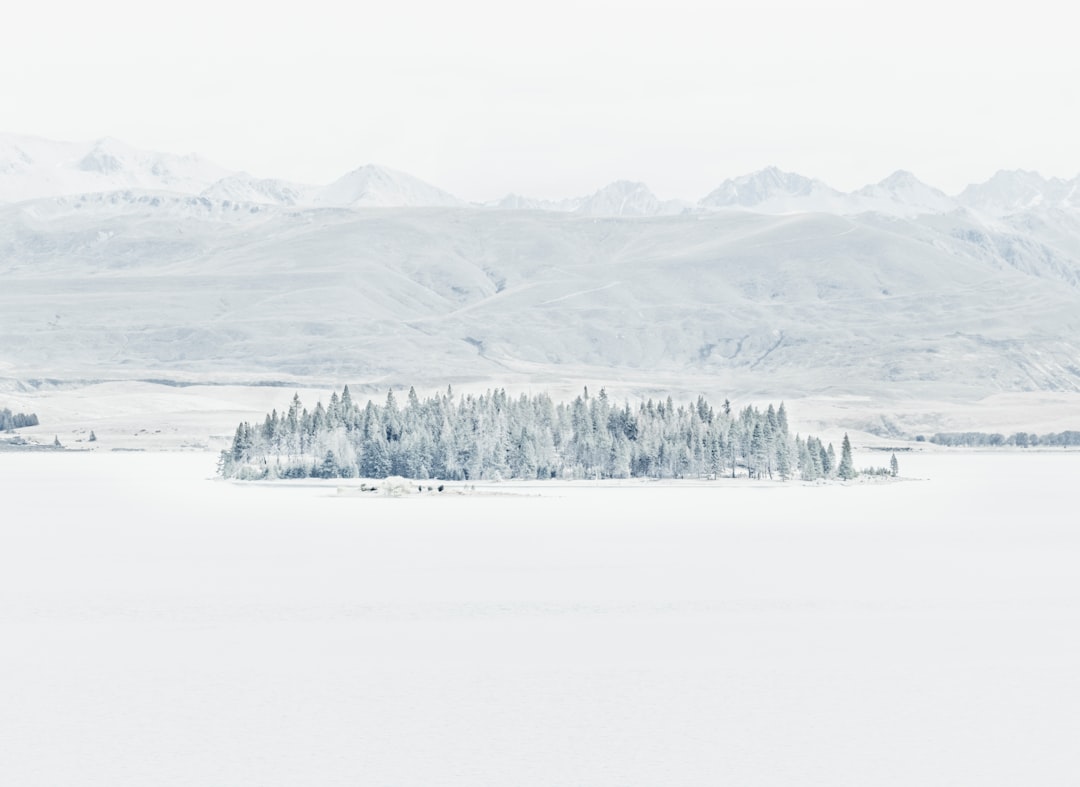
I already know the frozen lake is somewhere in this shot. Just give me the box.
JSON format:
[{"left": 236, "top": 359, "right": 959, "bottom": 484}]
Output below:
[{"left": 2, "top": 450, "right": 1079, "bottom": 785}]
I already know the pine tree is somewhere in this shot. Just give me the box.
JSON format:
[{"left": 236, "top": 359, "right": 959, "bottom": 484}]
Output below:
[
  {"left": 890, "top": 453, "right": 899, "bottom": 477},
  {"left": 838, "top": 434, "right": 856, "bottom": 480},
  {"left": 775, "top": 436, "right": 792, "bottom": 480},
  {"left": 749, "top": 423, "right": 765, "bottom": 479},
  {"left": 727, "top": 423, "right": 738, "bottom": 478},
  {"left": 808, "top": 438, "right": 823, "bottom": 479}
]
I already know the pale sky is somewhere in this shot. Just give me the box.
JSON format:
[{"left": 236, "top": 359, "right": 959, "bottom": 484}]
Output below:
[{"left": 3, "top": 0, "right": 1077, "bottom": 201}]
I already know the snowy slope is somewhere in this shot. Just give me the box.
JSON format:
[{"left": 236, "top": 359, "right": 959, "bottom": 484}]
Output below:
[{"left": 2, "top": 194, "right": 1080, "bottom": 397}]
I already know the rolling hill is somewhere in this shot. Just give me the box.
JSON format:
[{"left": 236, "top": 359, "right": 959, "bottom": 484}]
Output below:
[{"left": 3, "top": 134, "right": 1080, "bottom": 408}]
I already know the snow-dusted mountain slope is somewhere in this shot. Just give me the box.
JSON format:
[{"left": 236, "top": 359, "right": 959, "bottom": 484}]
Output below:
[
  {"left": 313, "top": 164, "right": 467, "bottom": 208},
  {"left": 202, "top": 165, "right": 472, "bottom": 210},
  {"left": 849, "top": 171, "right": 959, "bottom": 217},
  {"left": 201, "top": 174, "right": 314, "bottom": 206},
  {"left": 574, "top": 181, "right": 689, "bottom": 217},
  {"left": 698, "top": 167, "right": 849, "bottom": 214},
  {"left": 2, "top": 193, "right": 1080, "bottom": 397},
  {"left": 697, "top": 168, "right": 968, "bottom": 218},
  {"left": 6, "top": 133, "right": 1080, "bottom": 220},
  {"left": 487, "top": 182, "right": 689, "bottom": 217},
  {"left": 0, "top": 135, "right": 469, "bottom": 211},
  {"left": 957, "top": 170, "right": 1080, "bottom": 217},
  {"left": 0, "top": 134, "right": 230, "bottom": 202},
  {"left": 484, "top": 193, "right": 580, "bottom": 212}
]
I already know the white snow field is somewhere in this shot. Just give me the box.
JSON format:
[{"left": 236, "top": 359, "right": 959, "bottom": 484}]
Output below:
[{"left": 2, "top": 450, "right": 1079, "bottom": 786}]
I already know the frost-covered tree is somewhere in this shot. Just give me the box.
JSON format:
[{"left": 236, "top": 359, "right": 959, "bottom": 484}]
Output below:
[
  {"left": 929, "top": 430, "right": 1080, "bottom": 448},
  {"left": 838, "top": 434, "right": 856, "bottom": 480},
  {"left": 775, "top": 435, "right": 793, "bottom": 480},
  {"left": 890, "top": 453, "right": 899, "bottom": 477},
  {"left": 218, "top": 387, "right": 834, "bottom": 483},
  {"left": 0, "top": 409, "right": 39, "bottom": 430}
]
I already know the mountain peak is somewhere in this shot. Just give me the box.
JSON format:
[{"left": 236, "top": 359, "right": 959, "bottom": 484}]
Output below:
[
  {"left": 575, "top": 180, "right": 688, "bottom": 217},
  {"left": 0, "top": 133, "right": 230, "bottom": 202},
  {"left": 313, "top": 164, "right": 466, "bottom": 209},
  {"left": 201, "top": 172, "right": 313, "bottom": 207},
  {"left": 957, "top": 169, "right": 1069, "bottom": 215},
  {"left": 78, "top": 139, "right": 126, "bottom": 174},
  {"left": 699, "top": 167, "right": 843, "bottom": 213},
  {"left": 849, "top": 171, "right": 956, "bottom": 217},
  {"left": 878, "top": 169, "right": 920, "bottom": 188},
  {"left": 576, "top": 180, "right": 656, "bottom": 217}
]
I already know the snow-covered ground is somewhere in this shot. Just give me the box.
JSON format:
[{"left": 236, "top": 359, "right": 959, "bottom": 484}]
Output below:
[{"left": 2, "top": 450, "right": 1078, "bottom": 786}]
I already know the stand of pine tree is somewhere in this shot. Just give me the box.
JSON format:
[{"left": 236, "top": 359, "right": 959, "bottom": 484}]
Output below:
[
  {"left": 0, "top": 409, "right": 39, "bottom": 430},
  {"left": 218, "top": 387, "right": 843, "bottom": 482}
]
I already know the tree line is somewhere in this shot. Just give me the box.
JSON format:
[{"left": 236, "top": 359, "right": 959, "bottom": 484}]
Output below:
[
  {"left": 1, "top": 409, "right": 39, "bottom": 430},
  {"left": 928, "top": 431, "right": 1080, "bottom": 448},
  {"left": 219, "top": 386, "right": 881, "bottom": 483}
]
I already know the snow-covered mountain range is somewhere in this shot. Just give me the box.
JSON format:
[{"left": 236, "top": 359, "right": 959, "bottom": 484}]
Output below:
[
  {"left": 3, "top": 133, "right": 1078, "bottom": 218},
  {"left": 0, "top": 134, "right": 229, "bottom": 202},
  {"left": 486, "top": 181, "right": 690, "bottom": 217},
  {"left": 2, "top": 133, "right": 1080, "bottom": 399}
]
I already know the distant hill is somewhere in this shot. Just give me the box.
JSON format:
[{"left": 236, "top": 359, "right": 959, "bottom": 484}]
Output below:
[
  {"left": 3, "top": 133, "right": 1080, "bottom": 398},
  {"left": 2, "top": 180, "right": 1080, "bottom": 398}
]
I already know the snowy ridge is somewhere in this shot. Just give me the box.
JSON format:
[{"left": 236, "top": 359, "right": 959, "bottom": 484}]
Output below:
[
  {"left": 492, "top": 167, "right": 1075, "bottom": 220},
  {"left": 958, "top": 170, "right": 1080, "bottom": 217},
  {"left": 4, "top": 133, "right": 1080, "bottom": 219},
  {"left": 0, "top": 133, "right": 230, "bottom": 202},
  {"left": 487, "top": 181, "right": 689, "bottom": 217},
  {"left": 483, "top": 193, "right": 580, "bottom": 212},
  {"left": 851, "top": 170, "right": 960, "bottom": 217},
  {"left": 201, "top": 174, "right": 314, "bottom": 207},
  {"left": 574, "top": 181, "right": 689, "bottom": 217},
  {"left": 699, "top": 167, "right": 849, "bottom": 214},
  {"left": 698, "top": 167, "right": 966, "bottom": 218}
]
